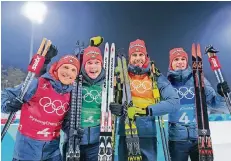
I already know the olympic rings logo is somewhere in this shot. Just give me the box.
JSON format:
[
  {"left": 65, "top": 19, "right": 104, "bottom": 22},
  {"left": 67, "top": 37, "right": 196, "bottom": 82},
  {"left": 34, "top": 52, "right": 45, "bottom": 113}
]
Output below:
[
  {"left": 39, "top": 97, "right": 69, "bottom": 116},
  {"left": 174, "top": 87, "right": 195, "bottom": 99},
  {"left": 130, "top": 80, "right": 152, "bottom": 94},
  {"left": 82, "top": 88, "right": 101, "bottom": 104}
]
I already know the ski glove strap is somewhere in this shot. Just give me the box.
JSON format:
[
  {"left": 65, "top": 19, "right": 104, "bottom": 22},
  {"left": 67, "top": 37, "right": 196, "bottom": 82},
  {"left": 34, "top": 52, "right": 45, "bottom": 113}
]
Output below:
[{"left": 217, "top": 81, "right": 230, "bottom": 97}]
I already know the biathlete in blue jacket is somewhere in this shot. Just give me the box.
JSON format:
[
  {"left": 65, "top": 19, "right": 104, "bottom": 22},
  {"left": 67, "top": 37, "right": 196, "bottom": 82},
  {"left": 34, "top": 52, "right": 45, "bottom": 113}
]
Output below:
[
  {"left": 1, "top": 55, "right": 80, "bottom": 161},
  {"left": 167, "top": 47, "right": 230, "bottom": 161}
]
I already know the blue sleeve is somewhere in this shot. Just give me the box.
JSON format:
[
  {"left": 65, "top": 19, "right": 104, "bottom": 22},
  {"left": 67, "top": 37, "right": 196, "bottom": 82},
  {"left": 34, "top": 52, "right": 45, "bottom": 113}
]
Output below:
[
  {"left": 148, "top": 74, "right": 180, "bottom": 116},
  {"left": 204, "top": 78, "right": 229, "bottom": 112},
  {"left": 1, "top": 78, "right": 39, "bottom": 113}
]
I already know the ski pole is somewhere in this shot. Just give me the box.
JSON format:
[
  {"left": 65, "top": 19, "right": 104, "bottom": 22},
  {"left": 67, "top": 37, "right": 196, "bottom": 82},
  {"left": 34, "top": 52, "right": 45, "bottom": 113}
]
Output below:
[
  {"left": 65, "top": 41, "right": 84, "bottom": 161},
  {"left": 151, "top": 62, "right": 171, "bottom": 161},
  {"left": 205, "top": 45, "right": 231, "bottom": 113},
  {"left": 1, "top": 38, "right": 51, "bottom": 141}
]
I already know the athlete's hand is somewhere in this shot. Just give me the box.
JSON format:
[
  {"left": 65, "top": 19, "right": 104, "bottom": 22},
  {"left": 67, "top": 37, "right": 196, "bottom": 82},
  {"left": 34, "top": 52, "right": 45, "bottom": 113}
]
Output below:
[
  {"left": 6, "top": 97, "right": 23, "bottom": 113},
  {"left": 109, "top": 102, "right": 123, "bottom": 116},
  {"left": 127, "top": 107, "right": 146, "bottom": 120},
  {"left": 217, "top": 81, "right": 230, "bottom": 97}
]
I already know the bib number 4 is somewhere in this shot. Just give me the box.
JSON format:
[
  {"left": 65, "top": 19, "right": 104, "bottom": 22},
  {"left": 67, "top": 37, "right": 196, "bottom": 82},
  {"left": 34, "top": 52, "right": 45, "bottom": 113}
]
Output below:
[
  {"left": 37, "top": 128, "right": 51, "bottom": 137},
  {"left": 179, "top": 112, "right": 196, "bottom": 124}
]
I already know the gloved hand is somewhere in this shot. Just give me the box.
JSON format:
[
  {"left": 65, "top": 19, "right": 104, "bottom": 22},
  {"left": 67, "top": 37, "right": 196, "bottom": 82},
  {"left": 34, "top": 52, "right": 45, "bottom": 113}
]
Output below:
[
  {"left": 146, "top": 107, "right": 153, "bottom": 116},
  {"left": 90, "top": 36, "right": 104, "bottom": 47},
  {"left": 109, "top": 102, "right": 123, "bottom": 116},
  {"left": 77, "top": 127, "right": 84, "bottom": 139},
  {"left": 6, "top": 97, "right": 23, "bottom": 113},
  {"left": 69, "top": 127, "right": 84, "bottom": 140},
  {"left": 217, "top": 81, "right": 230, "bottom": 97},
  {"left": 39, "top": 44, "right": 58, "bottom": 76},
  {"left": 127, "top": 107, "right": 146, "bottom": 120}
]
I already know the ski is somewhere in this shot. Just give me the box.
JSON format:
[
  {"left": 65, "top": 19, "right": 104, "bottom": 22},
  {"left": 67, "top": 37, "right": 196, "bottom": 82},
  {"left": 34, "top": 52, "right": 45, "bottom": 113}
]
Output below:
[
  {"left": 66, "top": 41, "right": 84, "bottom": 161},
  {"left": 1, "top": 38, "right": 52, "bottom": 141},
  {"left": 192, "top": 43, "right": 213, "bottom": 161},
  {"left": 150, "top": 62, "right": 171, "bottom": 161},
  {"left": 113, "top": 52, "right": 124, "bottom": 161},
  {"left": 205, "top": 45, "right": 231, "bottom": 114},
  {"left": 118, "top": 55, "right": 142, "bottom": 161},
  {"left": 98, "top": 42, "right": 115, "bottom": 161}
]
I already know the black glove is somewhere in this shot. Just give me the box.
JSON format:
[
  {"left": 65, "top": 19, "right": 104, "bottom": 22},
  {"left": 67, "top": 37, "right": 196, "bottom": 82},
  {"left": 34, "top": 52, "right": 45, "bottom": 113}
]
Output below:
[
  {"left": 45, "top": 44, "right": 58, "bottom": 64},
  {"left": 39, "top": 44, "right": 58, "bottom": 76},
  {"left": 69, "top": 127, "right": 84, "bottom": 140},
  {"left": 109, "top": 102, "right": 124, "bottom": 116},
  {"left": 217, "top": 81, "right": 230, "bottom": 97},
  {"left": 6, "top": 97, "right": 23, "bottom": 113},
  {"left": 146, "top": 107, "right": 153, "bottom": 116},
  {"left": 77, "top": 127, "right": 84, "bottom": 139}
]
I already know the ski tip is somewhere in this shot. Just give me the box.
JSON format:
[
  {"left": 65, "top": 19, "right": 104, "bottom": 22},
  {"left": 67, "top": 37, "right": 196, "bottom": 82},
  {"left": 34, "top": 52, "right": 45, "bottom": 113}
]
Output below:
[
  {"left": 197, "top": 44, "right": 202, "bottom": 57},
  {"left": 192, "top": 43, "right": 196, "bottom": 57},
  {"left": 111, "top": 43, "right": 115, "bottom": 53},
  {"left": 104, "top": 42, "right": 109, "bottom": 53}
]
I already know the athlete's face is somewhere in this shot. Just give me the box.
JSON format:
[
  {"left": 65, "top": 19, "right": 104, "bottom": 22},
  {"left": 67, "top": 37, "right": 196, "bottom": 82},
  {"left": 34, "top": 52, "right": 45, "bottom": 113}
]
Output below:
[
  {"left": 129, "top": 52, "right": 146, "bottom": 68},
  {"left": 57, "top": 64, "right": 78, "bottom": 85},
  {"left": 85, "top": 59, "right": 102, "bottom": 79},
  {"left": 172, "top": 56, "right": 187, "bottom": 71}
]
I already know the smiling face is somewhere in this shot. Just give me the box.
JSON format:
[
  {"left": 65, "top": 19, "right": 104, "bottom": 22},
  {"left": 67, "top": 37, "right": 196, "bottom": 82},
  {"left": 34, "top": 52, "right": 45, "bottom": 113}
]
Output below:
[
  {"left": 85, "top": 59, "right": 102, "bottom": 79},
  {"left": 57, "top": 64, "right": 78, "bottom": 85},
  {"left": 129, "top": 52, "right": 146, "bottom": 68},
  {"left": 171, "top": 56, "right": 187, "bottom": 71}
]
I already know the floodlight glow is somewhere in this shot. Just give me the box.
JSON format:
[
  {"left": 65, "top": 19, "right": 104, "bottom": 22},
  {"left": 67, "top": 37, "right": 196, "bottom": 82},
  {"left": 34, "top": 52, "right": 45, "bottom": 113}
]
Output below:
[{"left": 21, "top": 2, "right": 47, "bottom": 24}]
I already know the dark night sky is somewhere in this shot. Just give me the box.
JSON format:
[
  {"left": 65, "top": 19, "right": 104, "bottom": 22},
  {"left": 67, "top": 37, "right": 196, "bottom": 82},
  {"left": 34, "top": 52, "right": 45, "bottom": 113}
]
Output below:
[{"left": 1, "top": 1, "right": 231, "bottom": 86}]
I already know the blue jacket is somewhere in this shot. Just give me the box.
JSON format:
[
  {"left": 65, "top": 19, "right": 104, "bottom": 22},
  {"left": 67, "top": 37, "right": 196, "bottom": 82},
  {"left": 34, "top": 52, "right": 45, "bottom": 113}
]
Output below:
[
  {"left": 118, "top": 65, "right": 180, "bottom": 137},
  {"left": 167, "top": 66, "right": 227, "bottom": 141},
  {"left": 1, "top": 73, "right": 73, "bottom": 160}
]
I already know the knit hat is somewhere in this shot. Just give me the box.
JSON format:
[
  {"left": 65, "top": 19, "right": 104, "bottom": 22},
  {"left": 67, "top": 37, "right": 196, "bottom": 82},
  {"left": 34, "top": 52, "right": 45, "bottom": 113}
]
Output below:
[
  {"left": 128, "top": 39, "right": 149, "bottom": 68},
  {"left": 129, "top": 39, "right": 148, "bottom": 57},
  {"left": 49, "top": 55, "right": 80, "bottom": 80},
  {"left": 82, "top": 46, "right": 103, "bottom": 66},
  {"left": 169, "top": 48, "right": 188, "bottom": 70}
]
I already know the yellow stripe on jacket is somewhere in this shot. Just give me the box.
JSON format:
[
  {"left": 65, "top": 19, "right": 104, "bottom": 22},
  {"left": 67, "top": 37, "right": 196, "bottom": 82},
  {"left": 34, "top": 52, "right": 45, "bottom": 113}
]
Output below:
[{"left": 129, "top": 73, "right": 155, "bottom": 108}]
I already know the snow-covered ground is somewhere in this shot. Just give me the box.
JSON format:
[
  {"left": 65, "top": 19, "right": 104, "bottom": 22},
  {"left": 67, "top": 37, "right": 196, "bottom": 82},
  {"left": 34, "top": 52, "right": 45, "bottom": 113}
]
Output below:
[{"left": 1, "top": 117, "right": 231, "bottom": 161}]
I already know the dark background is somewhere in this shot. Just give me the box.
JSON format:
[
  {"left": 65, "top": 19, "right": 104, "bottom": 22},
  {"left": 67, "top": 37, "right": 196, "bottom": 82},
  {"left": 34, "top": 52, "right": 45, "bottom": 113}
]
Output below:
[{"left": 2, "top": 1, "right": 231, "bottom": 87}]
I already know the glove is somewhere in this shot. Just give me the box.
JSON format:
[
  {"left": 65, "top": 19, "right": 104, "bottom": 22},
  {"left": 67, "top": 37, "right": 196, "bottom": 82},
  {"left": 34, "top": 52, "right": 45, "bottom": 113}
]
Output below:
[
  {"left": 39, "top": 44, "right": 58, "bottom": 76},
  {"left": 109, "top": 102, "right": 123, "bottom": 116},
  {"left": 90, "top": 36, "right": 104, "bottom": 47},
  {"left": 6, "top": 97, "right": 23, "bottom": 113},
  {"left": 77, "top": 127, "right": 84, "bottom": 139},
  {"left": 217, "top": 81, "right": 230, "bottom": 97},
  {"left": 45, "top": 44, "right": 58, "bottom": 64},
  {"left": 69, "top": 127, "right": 84, "bottom": 140},
  {"left": 146, "top": 107, "right": 153, "bottom": 116},
  {"left": 127, "top": 107, "right": 146, "bottom": 120}
]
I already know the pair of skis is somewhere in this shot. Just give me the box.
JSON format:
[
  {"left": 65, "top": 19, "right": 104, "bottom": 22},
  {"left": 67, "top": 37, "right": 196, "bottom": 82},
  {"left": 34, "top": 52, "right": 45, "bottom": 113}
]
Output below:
[
  {"left": 1, "top": 38, "right": 52, "bottom": 141},
  {"left": 117, "top": 55, "right": 142, "bottom": 161},
  {"left": 205, "top": 45, "right": 231, "bottom": 114},
  {"left": 98, "top": 42, "right": 115, "bottom": 161},
  {"left": 192, "top": 43, "right": 213, "bottom": 161},
  {"left": 65, "top": 41, "right": 84, "bottom": 161}
]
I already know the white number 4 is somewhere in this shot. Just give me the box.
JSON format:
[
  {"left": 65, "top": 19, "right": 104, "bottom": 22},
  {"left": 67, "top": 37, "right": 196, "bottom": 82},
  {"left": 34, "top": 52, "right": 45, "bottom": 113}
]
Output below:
[
  {"left": 37, "top": 128, "right": 51, "bottom": 137},
  {"left": 179, "top": 112, "right": 190, "bottom": 124}
]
